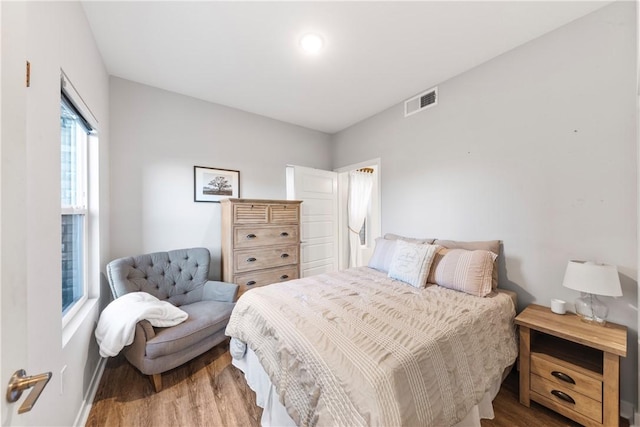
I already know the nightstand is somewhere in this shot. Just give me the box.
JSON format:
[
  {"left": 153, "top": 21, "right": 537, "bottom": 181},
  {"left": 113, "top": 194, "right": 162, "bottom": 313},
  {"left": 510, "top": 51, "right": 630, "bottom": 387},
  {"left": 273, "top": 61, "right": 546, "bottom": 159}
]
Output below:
[{"left": 515, "top": 304, "right": 627, "bottom": 427}]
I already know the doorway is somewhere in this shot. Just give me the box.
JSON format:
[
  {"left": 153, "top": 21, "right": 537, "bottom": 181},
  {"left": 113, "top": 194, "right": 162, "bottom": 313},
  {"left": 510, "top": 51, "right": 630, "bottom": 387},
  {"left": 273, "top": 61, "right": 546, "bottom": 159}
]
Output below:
[{"left": 286, "top": 159, "right": 381, "bottom": 274}]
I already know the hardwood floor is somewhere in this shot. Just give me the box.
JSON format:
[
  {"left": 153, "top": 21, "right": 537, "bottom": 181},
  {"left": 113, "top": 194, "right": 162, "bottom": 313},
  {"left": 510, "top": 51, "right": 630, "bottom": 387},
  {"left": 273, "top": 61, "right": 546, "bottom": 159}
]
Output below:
[{"left": 87, "top": 341, "right": 629, "bottom": 427}]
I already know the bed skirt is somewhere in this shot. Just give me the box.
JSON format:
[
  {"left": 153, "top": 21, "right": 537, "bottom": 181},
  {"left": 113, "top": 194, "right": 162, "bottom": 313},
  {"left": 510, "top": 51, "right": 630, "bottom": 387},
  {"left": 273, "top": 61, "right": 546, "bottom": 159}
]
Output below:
[{"left": 232, "top": 343, "right": 507, "bottom": 427}]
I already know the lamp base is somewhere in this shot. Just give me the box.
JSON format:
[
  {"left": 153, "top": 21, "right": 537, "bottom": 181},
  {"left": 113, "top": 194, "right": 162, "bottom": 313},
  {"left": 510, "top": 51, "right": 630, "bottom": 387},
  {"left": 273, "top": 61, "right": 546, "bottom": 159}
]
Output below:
[{"left": 574, "top": 293, "right": 608, "bottom": 326}]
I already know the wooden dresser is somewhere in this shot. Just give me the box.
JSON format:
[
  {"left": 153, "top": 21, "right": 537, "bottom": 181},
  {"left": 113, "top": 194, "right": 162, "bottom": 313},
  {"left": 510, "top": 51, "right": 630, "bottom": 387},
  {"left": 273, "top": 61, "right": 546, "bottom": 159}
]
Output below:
[{"left": 221, "top": 198, "right": 302, "bottom": 298}]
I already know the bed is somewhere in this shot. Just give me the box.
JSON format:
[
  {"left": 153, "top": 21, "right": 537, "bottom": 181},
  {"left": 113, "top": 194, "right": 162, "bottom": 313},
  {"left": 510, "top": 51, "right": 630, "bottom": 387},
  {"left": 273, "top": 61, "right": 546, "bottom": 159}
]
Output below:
[{"left": 226, "top": 252, "right": 518, "bottom": 427}]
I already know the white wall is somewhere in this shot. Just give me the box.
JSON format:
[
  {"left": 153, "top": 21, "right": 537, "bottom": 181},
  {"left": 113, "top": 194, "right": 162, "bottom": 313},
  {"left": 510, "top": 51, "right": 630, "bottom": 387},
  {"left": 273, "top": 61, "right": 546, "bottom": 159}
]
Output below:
[
  {"left": 332, "top": 1, "right": 638, "bottom": 406},
  {"left": 1, "top": 1, "right": 110, "bottom": 425},
  {"left": 109, "top": 78, "right": 332, "bottom": 278}
]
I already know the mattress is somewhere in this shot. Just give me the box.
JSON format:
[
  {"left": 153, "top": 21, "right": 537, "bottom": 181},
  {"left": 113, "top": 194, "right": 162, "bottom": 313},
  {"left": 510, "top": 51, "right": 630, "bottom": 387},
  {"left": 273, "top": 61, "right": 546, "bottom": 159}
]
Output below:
[{"left": 226, "top": 267, "right": 518, "bottom": 426}]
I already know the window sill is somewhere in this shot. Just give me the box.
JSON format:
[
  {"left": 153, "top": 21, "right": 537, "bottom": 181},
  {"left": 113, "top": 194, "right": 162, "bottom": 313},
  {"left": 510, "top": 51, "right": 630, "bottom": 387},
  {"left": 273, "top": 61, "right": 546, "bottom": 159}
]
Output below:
[{"left": 62, "top": 297, "right": 98, "bottom": 348}]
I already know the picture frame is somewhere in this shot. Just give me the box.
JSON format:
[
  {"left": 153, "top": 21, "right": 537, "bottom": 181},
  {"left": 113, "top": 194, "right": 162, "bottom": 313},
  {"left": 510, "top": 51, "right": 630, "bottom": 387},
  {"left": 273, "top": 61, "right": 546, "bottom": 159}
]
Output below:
[{"left": 194, "top": 166, "right": 240, "bottom": 203}]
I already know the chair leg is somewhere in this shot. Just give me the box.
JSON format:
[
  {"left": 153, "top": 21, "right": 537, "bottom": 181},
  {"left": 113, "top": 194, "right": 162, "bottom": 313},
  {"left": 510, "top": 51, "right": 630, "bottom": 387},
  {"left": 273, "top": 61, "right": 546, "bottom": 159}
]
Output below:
[{"left": 151, "top": 374, "right": 162, "bottom": 392}]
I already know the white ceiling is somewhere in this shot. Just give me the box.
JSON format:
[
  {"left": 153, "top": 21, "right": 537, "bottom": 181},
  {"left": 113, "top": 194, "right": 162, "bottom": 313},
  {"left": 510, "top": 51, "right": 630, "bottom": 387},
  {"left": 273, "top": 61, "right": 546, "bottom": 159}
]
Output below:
[{"left": 82, "top": 1, "right": 612, "bottom": 134}]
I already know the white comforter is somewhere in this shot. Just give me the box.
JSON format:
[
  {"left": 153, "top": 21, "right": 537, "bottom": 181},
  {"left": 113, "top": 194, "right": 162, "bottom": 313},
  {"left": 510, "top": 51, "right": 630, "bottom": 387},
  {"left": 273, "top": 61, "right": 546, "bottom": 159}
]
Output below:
[
  {"left": 95, "top": 292, "right": 188, "bottom": 357},
  {"left": 226, "top": 267, "right": 518, "bottom": 427}
]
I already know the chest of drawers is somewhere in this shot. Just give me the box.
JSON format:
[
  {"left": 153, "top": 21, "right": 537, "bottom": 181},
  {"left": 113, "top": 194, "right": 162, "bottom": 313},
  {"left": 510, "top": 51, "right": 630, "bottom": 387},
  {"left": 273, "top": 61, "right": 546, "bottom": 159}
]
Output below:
[{"left": 221, "top": 198, "right": 302, "bottom": 298}]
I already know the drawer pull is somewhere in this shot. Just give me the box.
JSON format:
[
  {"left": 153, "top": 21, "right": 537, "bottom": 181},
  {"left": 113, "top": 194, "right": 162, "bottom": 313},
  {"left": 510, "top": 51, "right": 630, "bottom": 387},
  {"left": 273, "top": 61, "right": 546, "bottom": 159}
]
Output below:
[
  {"left": 246, "top": 281, "right": 256, "bottom": 286},
  {"left": 280, "top": 275, "right": 289, "bottom": 280},
  {"left": 551, "top": 371, "right": 575, "bottom": 384},
  {"left": 247, "top": 257, "right": 257, "bottom": 262},
  {"left": 550, "top": 390, "right": 575, "bottom": 405},
  {"left": 246, "top": 234, "right": 257, "bottom": 239},
  {"left": 280, "top": 253, "right": 289, "bottom": 258},
  {"left": 280, "top": 232, "right": 289, "bottom": 237}
]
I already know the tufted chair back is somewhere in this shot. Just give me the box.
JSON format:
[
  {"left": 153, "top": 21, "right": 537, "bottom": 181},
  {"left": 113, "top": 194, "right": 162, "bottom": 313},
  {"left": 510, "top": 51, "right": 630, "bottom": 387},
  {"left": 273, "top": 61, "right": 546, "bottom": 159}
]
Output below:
[{"left": 107, "top": 248, "right": 212, "bottom": 307}]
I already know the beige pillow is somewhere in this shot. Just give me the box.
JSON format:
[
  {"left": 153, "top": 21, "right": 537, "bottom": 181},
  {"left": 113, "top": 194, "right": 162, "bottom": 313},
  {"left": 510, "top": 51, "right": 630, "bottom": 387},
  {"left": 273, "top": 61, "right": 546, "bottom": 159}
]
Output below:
[
  {"left": 433, "top": 240, "right": 500, "bottom": 288},
  {"left": 428, "top": 248, "right": 497, "bottom": 297},
  {"left": 384, "top": 233, "right": 436, "bottom": 244},
  {"left": 388, "top": 241, "right": 440, "bottom": 288}
]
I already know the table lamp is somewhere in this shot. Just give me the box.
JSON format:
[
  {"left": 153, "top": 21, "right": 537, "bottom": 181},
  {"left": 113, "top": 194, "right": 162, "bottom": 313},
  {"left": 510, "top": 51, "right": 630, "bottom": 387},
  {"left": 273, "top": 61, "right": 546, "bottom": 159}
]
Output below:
[{"left": 562, "top": 260, "right": 622, "bottom": 325}]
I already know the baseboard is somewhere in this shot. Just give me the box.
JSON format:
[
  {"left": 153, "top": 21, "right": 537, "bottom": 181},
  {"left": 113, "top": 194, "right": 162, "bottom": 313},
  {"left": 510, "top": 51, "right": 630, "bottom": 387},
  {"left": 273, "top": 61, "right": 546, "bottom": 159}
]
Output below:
[
  {"left": 619, "top": 399, "right": 635, "bottom": 425},
  {"left": 73, "top": 356, "right": 107, "bottom": 427}
]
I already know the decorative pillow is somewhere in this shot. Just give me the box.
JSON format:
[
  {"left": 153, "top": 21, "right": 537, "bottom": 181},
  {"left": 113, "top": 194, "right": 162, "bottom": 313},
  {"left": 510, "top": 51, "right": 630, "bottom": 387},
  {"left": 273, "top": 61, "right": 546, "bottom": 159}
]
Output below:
[
  {"left": 428, "top": 248, "right": 497, "bottom": 297},
  {"left": 384, "top": 233, "right": 436, "bottom": 244},
  {"left": 388, "top": 241, "right": 439, "bottom": 288},
  {"left": 368, "top": 238, "right": 398, "bottom": 273},
  {"left": 433, "top": 240, "right": 500, "bottom": 289}
]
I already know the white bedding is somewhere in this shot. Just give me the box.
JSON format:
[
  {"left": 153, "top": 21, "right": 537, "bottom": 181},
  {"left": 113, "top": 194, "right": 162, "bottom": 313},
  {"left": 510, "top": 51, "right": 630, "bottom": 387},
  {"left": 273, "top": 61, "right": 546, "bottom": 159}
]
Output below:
[{"left": 226, "top": 267, "right": 518, "bottom": 426}]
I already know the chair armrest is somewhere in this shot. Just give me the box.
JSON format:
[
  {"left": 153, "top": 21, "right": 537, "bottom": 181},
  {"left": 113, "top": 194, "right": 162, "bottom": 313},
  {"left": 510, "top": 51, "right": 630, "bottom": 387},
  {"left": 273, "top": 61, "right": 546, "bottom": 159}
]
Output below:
[
  {"left": 203, "top": 280, "right": 239, "bottom": 302},
  {"left": 137, "top": 319, "right": 156, "bottom": 341}
]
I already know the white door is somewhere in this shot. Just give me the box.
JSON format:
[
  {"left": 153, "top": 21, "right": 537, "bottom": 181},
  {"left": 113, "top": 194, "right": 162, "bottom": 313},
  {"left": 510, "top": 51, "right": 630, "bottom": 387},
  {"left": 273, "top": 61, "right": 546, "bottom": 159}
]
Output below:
[
  {"left": 2, "top": 1, "right": 31, "bottom": 424},
  {"left": 286, "top": 165, "right": 339, "bottom": 277}
]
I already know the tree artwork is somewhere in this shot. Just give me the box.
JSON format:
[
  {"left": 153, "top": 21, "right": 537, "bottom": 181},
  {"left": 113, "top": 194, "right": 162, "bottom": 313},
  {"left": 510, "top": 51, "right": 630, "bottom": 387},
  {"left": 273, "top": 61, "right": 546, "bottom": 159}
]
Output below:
[{"left": 204, "top": 175, "right": 233, "bottom": 195}]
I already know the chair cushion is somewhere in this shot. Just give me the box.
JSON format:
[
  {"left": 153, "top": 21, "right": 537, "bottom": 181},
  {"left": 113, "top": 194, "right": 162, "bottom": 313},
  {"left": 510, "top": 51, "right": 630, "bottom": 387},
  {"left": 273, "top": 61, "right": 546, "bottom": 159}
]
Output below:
[{"left": 145, "top": 300, "right": 235, "bottom": 359}]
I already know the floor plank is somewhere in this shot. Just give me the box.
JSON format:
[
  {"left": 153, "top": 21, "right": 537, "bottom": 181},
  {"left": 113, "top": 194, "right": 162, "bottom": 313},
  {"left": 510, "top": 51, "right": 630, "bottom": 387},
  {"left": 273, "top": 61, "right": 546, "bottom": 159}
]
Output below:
[{"left": 87, "top": 342, "right": 629, "bottom": 427}]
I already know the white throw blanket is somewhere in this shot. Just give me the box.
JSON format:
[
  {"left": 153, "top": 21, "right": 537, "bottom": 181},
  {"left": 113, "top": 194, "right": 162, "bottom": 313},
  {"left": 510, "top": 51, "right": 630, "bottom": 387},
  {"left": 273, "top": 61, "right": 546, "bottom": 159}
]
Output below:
[{"left": 95, "top": 292, "right": 188, "bottom": 358}]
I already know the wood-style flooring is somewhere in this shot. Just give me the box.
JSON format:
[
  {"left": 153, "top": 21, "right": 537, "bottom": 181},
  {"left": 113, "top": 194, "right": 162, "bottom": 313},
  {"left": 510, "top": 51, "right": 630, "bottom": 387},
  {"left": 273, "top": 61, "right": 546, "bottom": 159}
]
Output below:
[{"left": 86, "top": 340, "right": 629, "bottom": 427}]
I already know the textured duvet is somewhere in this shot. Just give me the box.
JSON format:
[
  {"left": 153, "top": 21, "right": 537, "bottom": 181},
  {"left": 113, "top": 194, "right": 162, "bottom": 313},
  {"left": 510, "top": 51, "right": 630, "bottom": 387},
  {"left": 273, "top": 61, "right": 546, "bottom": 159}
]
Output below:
[{"left": 226, "top": 267, "right": 518, "bottom": 427}]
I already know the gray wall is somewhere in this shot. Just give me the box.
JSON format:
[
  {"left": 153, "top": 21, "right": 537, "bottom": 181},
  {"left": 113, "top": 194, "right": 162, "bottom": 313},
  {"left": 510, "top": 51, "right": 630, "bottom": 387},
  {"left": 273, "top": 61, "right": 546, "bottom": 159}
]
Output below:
[
  {"left": 109, "top": 77, "right": 332, "bottom": 278},
  {"left": 332, "top": 1, "right": 638, "bottom": 406}
]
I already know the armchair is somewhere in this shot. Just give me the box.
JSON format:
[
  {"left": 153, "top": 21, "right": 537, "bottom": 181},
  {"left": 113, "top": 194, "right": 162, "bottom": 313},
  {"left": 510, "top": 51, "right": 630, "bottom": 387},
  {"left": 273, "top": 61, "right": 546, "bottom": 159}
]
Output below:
[{"left": 106, "top": 247, "right": 238, "bottom": 392}]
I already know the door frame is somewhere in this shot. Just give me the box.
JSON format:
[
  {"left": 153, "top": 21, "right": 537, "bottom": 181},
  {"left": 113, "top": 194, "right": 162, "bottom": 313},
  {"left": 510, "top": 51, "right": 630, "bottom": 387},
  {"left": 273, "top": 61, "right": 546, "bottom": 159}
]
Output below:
[{"left": 334, "top": 158, "right": 382, "bottom": 270}]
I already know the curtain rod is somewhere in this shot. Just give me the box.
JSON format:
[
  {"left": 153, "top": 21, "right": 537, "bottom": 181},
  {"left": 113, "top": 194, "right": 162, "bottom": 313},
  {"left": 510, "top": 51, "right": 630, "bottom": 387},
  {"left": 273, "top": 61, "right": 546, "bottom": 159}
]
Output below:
[{"left": 357, "top": 167, "right": 374, "bottom": 173}]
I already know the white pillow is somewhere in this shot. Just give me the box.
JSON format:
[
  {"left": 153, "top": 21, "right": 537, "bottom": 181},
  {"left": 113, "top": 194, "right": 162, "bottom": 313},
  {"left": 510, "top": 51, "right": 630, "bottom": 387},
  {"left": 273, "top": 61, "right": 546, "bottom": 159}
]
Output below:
[
  {"left": 388, "top": 241, "right": 439, "bottom": 288},
  {"left": 368, "top": 238, "right": 397, "bottom": 272}
]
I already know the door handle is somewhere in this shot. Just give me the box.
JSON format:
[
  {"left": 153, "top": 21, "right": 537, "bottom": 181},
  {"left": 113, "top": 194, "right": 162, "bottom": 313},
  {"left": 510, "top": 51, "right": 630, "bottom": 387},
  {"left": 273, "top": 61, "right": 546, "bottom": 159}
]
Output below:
[{"left": 6, "top": 369, "right": 52, "bottom": 414}]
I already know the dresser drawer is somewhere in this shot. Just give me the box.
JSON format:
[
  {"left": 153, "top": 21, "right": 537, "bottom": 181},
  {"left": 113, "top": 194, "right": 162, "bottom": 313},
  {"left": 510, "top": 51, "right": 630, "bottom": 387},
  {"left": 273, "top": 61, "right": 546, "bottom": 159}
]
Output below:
[
  {"left": 270, "top": 204, "right": 299, "bottom": 223},
  {"left": 531, "top": 374, "right": 602, "bottom": 422},
  {"left": 234, "top": 203, "right": 269, "bottom": 224},
  {"left": 531, "top": 352, "right": 602, "bottom": 401},
  {"left": 234, "top": 246, "right": 299, "bottom": 273},
  {"left": 235, "top": 266, "right": 299, "bottom": 295},
  {"left": 233, "top": 225, "right": 299, "bottom": 249}
]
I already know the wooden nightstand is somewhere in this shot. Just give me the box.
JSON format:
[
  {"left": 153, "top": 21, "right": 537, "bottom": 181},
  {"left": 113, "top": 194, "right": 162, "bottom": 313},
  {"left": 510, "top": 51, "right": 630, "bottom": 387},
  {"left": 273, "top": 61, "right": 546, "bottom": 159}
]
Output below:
[{"left": 515, "top": 304, "right": 627, "bottom": 427}]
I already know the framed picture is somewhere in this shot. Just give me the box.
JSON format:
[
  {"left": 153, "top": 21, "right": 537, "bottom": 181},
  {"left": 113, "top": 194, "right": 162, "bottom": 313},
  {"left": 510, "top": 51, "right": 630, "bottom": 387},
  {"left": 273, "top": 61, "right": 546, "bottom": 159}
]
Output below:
[{"left": 194, "top": 166, "right": 240, "bottom": 203}]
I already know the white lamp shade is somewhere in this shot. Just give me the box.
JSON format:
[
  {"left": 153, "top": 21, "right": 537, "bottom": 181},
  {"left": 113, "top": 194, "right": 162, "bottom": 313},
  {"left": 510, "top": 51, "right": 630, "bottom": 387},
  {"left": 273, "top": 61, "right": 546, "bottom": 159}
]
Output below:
[{"left": 562, "top": 260, "right": 622, "bottom": 297}]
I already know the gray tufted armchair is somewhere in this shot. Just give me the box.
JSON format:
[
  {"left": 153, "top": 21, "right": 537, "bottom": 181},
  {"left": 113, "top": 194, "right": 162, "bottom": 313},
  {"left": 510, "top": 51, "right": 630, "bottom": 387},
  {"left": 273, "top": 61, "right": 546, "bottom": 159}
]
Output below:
[{"left": 106, "top": 247, "right": 238, "bottom": 392}]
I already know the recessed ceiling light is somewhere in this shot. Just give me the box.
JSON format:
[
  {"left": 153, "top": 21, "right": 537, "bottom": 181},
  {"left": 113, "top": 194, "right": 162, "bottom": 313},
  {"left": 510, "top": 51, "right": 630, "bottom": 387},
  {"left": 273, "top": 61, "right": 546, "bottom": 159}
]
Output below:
[{"left": 300, "top": 33, "right": 324, "bottom": 54}]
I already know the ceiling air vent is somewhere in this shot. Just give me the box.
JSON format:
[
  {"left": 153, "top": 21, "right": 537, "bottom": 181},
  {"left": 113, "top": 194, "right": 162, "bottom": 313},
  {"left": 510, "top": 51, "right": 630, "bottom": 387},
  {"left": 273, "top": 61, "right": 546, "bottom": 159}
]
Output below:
[{"left": 404, "top": 87, "right": 438, "bottom": 117}]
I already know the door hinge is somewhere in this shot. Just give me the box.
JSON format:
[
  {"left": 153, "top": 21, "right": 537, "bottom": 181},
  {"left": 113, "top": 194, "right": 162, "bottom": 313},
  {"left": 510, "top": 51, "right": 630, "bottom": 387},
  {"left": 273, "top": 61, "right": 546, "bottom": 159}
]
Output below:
[{"left": 26, "top": 61, "right": 30, "bottom": 87}]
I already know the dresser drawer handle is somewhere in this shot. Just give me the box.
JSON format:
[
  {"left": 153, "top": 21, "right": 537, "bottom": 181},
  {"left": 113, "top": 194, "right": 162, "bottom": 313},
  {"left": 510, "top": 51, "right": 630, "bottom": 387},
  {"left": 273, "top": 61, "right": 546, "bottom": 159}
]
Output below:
[
  {"left": 246, "top": 281, "right": 256, "bottom": 286},
  {"left": 246, "top": 234, "right": 257, "bottom": 239},
  {"left": 247, "top": 257, "right": 257, "bottom": 262},
  {"left": 280, "top": 275, "right": 289, "bottom": 280},
  {"left": 551, "top": 371, "right": 575, "bottom": 384},
  {"left": 550, "top": 390, "right": 575, "bottom": 405},
  {"left": 280, "top": 253, "right": 289, "bottom": 258},
  {"left": 280, "top": 232, "right": 289, "bottom": 237}
]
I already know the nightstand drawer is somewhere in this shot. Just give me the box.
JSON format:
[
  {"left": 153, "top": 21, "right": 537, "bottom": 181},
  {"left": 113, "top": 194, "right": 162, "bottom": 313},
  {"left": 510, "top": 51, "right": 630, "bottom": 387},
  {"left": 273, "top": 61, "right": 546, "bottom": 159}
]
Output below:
[
  {"left": 233, "top": 225, "right": 299, "bottom": 249},
  {"left": 531, "top": 374, "right": 602, "bottom": 422},
  {"left": 235, "top": 266, "right": 299, "bottom": 296},
  {"left": 234, "top": 246, "right": 299, "bottom": 272},
  {"left": 531, "top": 352, "right": 602, "bottom": 402}
]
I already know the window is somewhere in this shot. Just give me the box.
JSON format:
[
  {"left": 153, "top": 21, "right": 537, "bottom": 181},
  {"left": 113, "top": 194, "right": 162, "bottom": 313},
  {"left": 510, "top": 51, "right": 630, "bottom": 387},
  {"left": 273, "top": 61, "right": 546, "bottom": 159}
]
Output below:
[
  {"left": 60, "top": 93, "right": 92, "bottom": 321},
  {"left": 359, "top": 219, "right": 367, "bottom": 246}
]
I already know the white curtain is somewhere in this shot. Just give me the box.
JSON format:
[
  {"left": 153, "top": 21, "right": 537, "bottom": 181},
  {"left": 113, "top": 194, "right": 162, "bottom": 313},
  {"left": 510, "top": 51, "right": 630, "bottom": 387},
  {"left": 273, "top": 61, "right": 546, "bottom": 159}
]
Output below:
[{"left": 348, "top": 170, "right": 374, "bottom": 268}]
